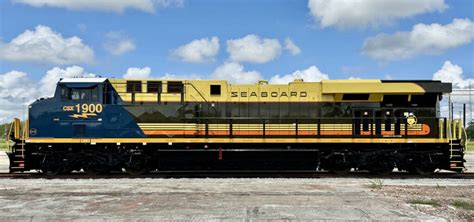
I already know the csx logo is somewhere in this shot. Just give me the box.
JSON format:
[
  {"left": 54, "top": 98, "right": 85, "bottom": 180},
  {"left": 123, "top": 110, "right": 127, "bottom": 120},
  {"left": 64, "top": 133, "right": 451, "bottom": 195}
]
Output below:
[
  {"left": 63, "top": 104, "right": 103, "bottom": 113},
  {"left": 63, "top": 106, "right": 75, "bottom": 111},
  {"left": 62, "top": 104, "right": 103, "bottom": 118}
]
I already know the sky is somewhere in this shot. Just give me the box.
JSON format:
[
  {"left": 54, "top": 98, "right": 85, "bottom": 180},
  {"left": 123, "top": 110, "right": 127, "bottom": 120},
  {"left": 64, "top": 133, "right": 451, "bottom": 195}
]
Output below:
[{"left": 0, "top": 0, "right": 473, "bottom": 123}]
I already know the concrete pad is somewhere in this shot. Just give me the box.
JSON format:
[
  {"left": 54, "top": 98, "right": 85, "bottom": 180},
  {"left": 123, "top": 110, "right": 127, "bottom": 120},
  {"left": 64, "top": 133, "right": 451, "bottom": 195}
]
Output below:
[
  {"left": 0, "top": 178, "right": 456, "bottom": 221},
  {"left": 464, "top": 152, "right": 474, "bottom": 172}
]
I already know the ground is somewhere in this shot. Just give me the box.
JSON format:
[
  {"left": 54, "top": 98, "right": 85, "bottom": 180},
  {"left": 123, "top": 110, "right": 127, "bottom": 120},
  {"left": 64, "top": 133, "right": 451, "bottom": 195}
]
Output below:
[
  {"left": 1, "top": 178, "right": 473, "bottom": 221},
  {"left": 0, "top": 152, "right": 472, "bottom": 221},
  {"left": 374, "top": 185, "right": 474, "bottom": 220}
]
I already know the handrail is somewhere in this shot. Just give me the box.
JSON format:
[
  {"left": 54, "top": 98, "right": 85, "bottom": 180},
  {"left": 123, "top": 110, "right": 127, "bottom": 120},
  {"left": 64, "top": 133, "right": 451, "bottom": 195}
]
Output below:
[
  {"left": 184, "top": 116, "right": 444, "bottom": 120},
  {"left": 184, "top": 82, "right": 209, "bottom": 103},
  {"left": 21, "top": 119, "right": 28, "bottom": 158}
]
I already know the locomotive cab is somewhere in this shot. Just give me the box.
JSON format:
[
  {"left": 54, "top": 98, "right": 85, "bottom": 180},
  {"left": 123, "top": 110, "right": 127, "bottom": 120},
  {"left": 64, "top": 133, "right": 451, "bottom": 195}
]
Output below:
[
  {"left": 28, "top": 78, "right": 114, "bottom": 138},
  {"left": 56, "top": 78, "right": 109, "bottom": 104}
]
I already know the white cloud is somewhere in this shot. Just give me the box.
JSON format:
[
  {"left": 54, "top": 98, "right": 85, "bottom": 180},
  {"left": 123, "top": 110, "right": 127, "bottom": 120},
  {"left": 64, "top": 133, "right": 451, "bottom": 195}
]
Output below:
[
  {"left": 433, "top": 61, "right": 473, "bottom": 89},
  {"left": 0, "top": 66, "right": 96, "bottom": 123},
  {"left": 226, "top": 34, "right": 282, "bottom": 63},
  {"left": 104, "top": 32, "right": 136, "bottom": 56},
  {"left": 269, "top": 66, "right": 329, "bottom": 84},
  {"left": 0, "top": 70, "right": 37, "bottom": 102},
  {"left": 0, "top": 25, "right": 94, "bottom": 65},
  {"left": 39, "top": 66, "right": 96, "bottom": 97},
  {"left": 172, "top": 36, "right": 219, "bottom": 63},
  {"left": 308, "top": 0, "right": 447, "bottom": 29},
  {"left": 433, "top": 61, "right": 473, "bottom": 122},
  {"left": 13, "top": 0, "right": 184, "bottom": 13},
  {"left": 362, "top": 18, "right": 474, "bottom": 61},
  {"left": 123, "top": 67, "right": 152, "bottom": 79},
  {"left": 155, "top": 73, "right": 202, "bottom": 80},
  {"left": 211, "top": 62, "right": 262, "bottom": 84},
  {"left": 384, "top": 74, "right": 394, "bottom": 80},
  {"left": 284, "top": 38, "right": 301, "bottom": 55},
  {"left": 348, "top": 76, "right": 362, "bottom": 80}
]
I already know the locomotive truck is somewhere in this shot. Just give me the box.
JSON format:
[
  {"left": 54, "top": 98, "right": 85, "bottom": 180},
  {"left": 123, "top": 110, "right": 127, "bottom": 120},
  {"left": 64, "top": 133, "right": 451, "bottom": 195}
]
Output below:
[{"left": 6, "top": 78, "right": 467, "bottom": 175}]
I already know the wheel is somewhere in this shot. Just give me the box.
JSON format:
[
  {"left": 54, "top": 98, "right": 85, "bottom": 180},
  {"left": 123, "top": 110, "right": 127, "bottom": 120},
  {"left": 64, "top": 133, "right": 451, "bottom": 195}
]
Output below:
[
  {"left": 326, "top": 154, "right": 352, "bottom": 174},
  {"left": 369, "top": 158, "right": 394, "bottom": 175},
  {"left": 41, "top": 162, "right": 63, "bottom": 176},
  {"left": 83, "top": 158, "right": 107, "bottom": 175},
  {"left": 329, "top": 166, "right": 352, "bottom": 175},
  {"left": 414, "top": 165, "right": 436, "bottom": 175},
  {"left": 124, "top": 155, "right": 149, "bottom": 175}
]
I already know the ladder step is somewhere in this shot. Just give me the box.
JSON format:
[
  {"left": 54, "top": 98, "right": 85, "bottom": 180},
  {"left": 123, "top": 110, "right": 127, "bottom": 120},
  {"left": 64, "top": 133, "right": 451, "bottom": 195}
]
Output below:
[
  {"left": 450, "top": 161, "right": 463, "bottom": 163},
  {"left": 13, "top": 160, "right": 24, "bottom": 163},
  {"left": 10, "top": 167, "right": 24, "bottom": 169},
  {"left": 450, "top": 167, "right": 464, "bottom": 169}
]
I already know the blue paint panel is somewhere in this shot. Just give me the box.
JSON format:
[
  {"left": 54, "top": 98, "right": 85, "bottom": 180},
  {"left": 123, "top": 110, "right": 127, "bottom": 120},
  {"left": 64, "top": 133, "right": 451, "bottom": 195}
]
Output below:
[{"left": 28, "top": 84, "right": 144, "bottom": 138}]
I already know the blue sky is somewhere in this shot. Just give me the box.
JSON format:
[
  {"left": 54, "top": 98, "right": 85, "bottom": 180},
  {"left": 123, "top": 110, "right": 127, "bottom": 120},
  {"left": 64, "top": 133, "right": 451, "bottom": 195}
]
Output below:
[
  {"left": 1, "top": 0, "right": 472, "bottom": 82},
  {"left": 0, "top": 0, "right": 473, "bottom": 123}
]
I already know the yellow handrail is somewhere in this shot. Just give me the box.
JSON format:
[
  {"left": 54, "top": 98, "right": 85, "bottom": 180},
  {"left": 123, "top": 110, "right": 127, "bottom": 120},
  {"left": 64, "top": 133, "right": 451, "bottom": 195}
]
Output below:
[
  {"left": 458, "top": 119, "right": 463, "bottom": 140},
  {"left": 21, "top": 119, "right": 29, "bottom": 158},
  {"left": 13, "top": 118, "right": 20, "bottom": 140},
  {"left": 439, "top": 119, "right": 443, "bottom": 139}
]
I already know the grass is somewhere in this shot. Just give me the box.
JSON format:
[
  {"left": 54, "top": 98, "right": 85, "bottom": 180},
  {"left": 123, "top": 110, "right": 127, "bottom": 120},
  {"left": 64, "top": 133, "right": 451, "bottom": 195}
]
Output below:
[
  {"left": 466, "top": 142, "right": 474, "bottom": 152},
  {"left": 0, "top": 139, "right": 10, "bottom": 151},
  {"left": 452, "top": 201, "right": 474, "bottom": 211},
  {"left": 367, "top": 179, "right": 384, "bottom": 189},
  {"left": 408, "top": 199, "right": 441, "bottom": 207}
]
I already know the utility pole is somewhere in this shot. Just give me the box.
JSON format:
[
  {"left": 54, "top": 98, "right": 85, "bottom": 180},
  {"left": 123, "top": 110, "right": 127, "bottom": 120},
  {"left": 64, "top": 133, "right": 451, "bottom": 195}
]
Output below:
[
  {"left": 449, "top": 94, "right": 452, "bottom": 121},
  {"left": 463, "top": 104, "right": 466, "bottom": 128},
  {"left": 451, "top": 100, "right": 454, "bottom": 121},
  {"left": 470, "top": 80, "right": 472, "bottom": 124}
]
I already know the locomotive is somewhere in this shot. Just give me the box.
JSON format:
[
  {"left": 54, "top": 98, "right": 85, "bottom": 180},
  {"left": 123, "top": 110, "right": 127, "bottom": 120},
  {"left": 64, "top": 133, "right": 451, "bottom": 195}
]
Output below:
[{"left": 7, "top": 78, "right": 466, "bottom": 175}]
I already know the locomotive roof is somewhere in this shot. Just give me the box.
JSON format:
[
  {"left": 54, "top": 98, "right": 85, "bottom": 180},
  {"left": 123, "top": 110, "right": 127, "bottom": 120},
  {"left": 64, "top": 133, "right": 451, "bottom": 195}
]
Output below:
[{"left": 59, "top": 78, "right": 107, "bottom": 83}]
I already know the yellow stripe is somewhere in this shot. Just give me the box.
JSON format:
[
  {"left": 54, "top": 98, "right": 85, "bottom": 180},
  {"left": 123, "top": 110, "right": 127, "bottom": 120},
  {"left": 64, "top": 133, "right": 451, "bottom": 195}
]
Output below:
[
  {"left": 138, "top": 124, "right": 426, "bottom": 131},
  {"left": 25, "top": 138, "right": 449, "bottom": 144}
]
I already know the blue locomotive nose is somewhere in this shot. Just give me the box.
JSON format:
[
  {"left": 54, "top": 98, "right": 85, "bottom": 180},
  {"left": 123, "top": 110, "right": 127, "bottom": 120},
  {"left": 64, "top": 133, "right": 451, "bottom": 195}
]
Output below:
[{"left": 28, "top": 78, "right": 143, "bottom": 139}]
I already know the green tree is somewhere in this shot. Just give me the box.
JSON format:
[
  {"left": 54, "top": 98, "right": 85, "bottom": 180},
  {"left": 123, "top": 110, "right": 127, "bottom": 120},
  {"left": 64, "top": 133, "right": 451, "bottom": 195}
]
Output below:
[{"left": 467, "top": 121, "right": 474, "bottom": 139}]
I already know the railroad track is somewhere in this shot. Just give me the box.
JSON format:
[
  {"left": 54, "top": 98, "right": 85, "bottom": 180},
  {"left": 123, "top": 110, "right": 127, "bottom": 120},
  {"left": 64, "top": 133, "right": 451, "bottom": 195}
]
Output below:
[{"left": 0, "top": 171, "right": 473, "bottom": 179}]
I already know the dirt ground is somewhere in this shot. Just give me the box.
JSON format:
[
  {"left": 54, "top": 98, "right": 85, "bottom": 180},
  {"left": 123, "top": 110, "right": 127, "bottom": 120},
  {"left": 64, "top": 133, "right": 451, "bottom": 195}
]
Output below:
[
  {"left": 0, "top": 178, "right": 473, "bottom": 221},
  {"left": 374, "top": 185, "right": 474, "bottom": 220},
  {"left": 0, "top": 152, "right": 473, "bottom": 221}
]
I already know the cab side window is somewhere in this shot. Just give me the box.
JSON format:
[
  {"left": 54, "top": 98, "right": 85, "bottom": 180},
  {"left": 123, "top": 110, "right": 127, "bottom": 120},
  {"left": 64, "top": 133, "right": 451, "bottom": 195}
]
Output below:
[
  {"left": 61, "top": 87, "right": 71, "bottom": 101},
  {"left": 61, "top": 87, "right": 99, "bottom": 101}
]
